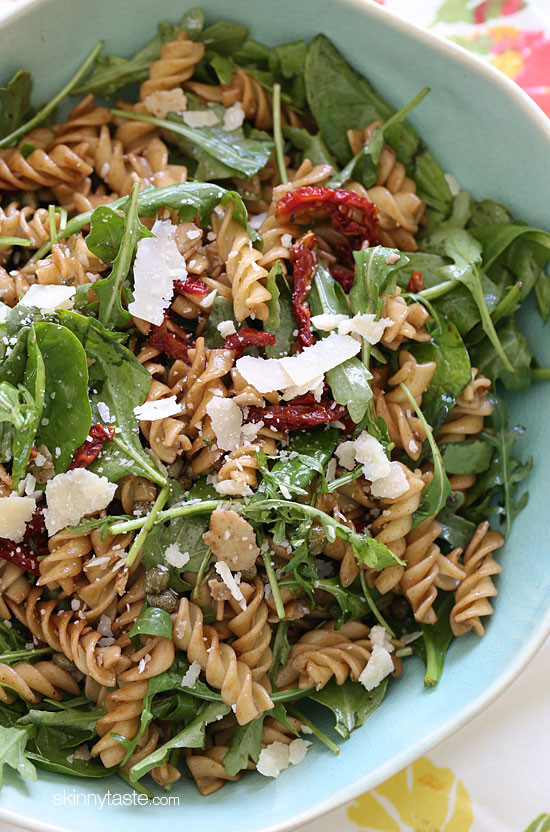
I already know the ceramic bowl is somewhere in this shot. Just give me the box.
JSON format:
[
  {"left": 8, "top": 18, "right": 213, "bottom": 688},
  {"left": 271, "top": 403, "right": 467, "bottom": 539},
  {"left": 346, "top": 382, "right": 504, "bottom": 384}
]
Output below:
[{"left": 0, "top": 1, "right": 549, "bottom": 831}]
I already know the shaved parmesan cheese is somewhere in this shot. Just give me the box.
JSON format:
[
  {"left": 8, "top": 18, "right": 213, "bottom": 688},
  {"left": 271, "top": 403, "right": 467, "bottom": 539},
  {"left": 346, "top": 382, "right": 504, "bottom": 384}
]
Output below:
[
  {"left": 311, "top": 313, "right": 348, "bottom": 332},
  {"left": 358, "top": 644, "right": 394, "bottom": 691},
  {"left": 143, "top": 88, "right": 187, "bottom": 118},
  {"left": 256, "top": 738, "right": 311, "bottom": 778},
  {"left": 369, "top": 625, "right": 395, "bottom": 653},
  {"left": 20, "top": 284, "right": 75, "bottom": 313},
  {"left": 44, "top": 469, "right": 117, "bottom": 535},
  {"left": 444, "top": 172, "right": 461, "bottom": 197},
  {"left": 0, "top": 494, "right": 36, "bottom": 542},
  {"left": 248, "top": 212, "right": 267, "bottom": 230},
  {"left": 97, "top": 402, "right": 114, "bottom": 423},
  {"left": 240, "top": 420, "right": 264, "bottom": 443},
  {"left": 165, "top": 544, "right": 190, "bottom": 568},
  {"left": 354, "top": 432, "right": 391, "bottom": 482},
  {"left": 339, "top": 314, "right": 392, "bottom": 345},
  {"left": 217, "top": 320, "right": 237, "bottom": 338},
  {"left": 206, "top": 398, "right": 242, "bottom": 451},
  {"left": 128, "top": 220, "right": 187, "bottom": 326},
  {"left": 134, "top": 396, "right": 183, "bottom": 421},
  {"left": 182, "top": 109, "right": 220, "bottom": 128},
  {"left": 214, "top": 480, "right": 253, "bottom": 497},
  {"left": 282, "top": 374, "right": 324, "bottom": 401},
  {"left": 370, "top": 462, "right": 409, "bottom": 499},
  {"left": 288, "top": 738, "right": 311, "bottom": 765},
  {"left": 280, "top": 335, "right": 360, "bottom": 387},
  {"left": 235, "top": 356, "right": 292, "bottom": 394},
  {"left": 181, "top": 661, "right": 202, "bottom": 688},
  {"left": 335, "top": 441, "right": 356, "bottom": 471},
  {"left": 385, "top": 251, "right": 401, "bottom": 265},
  {"left": 214, "top": 562, "right": 246, "bottom": 610},
  {"left": 222, "top": 102, "right": 245, "bottom": 131}
]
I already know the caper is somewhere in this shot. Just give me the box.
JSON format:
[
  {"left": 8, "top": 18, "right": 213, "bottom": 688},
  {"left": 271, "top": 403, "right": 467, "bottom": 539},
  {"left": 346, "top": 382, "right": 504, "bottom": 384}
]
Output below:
[
  {"left": 307, "top": 523, "right": 328, "bottom": 556},
  {"left": 146, "top": 589, "right": 179, "bottom": 613},
  {"left": 241, "top": 565, "right": 257, "bottom": 581},
  {"left": 144, "top": 566, "right": 170, "bottom": 593},
  {"left": 52, "top": 653, "right": 76, "bottom": 672}
]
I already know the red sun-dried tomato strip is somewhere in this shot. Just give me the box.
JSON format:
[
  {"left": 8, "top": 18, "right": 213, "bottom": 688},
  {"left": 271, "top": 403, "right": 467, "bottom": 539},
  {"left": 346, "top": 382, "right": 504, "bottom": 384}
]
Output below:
[
  {"left": 330, "top": 265, "right": 355, "bottom": 294},
  {"left": 406, "top": 270, "right": 425, "bottom": 293},
  {"left": 69, "top": 424, "right": 116, "bottom": 470},
  {"left": 223, "top": 327, "right": 276, "bottom": 358},
  {"left": 174, "top": 276, "right": 209, "bottom": 296},
  {"left": 0, "top": 508, "right": 48, "bottom": 576},
  {"left": 290, "top": 231, "right": 317, "bottom": 350},
  {"left": 243, "top": 401, "right": 346, "bottom": 432},
  {"left": 277, "top": 186, "right": 378, "bottom": 245},
  {"left": 149, "top": 317, "right": 194, "bottom": 362}
]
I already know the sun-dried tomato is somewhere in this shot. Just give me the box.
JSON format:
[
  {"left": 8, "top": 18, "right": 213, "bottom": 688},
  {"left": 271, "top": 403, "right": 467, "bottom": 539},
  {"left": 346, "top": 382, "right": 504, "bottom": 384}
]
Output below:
[
  {"left": 330, "top": 265, "right": 355, "bottom": 293},
  {"left": 174, "top": 276, "right": 209, "bottom": 296},
  {"left": 0, "top": 508, "right": 48, "bottom": 576},
  {"left": 290, "top": 231, "right": 317, "bottom": 350},
  {"left": 406, "top": 270, "right": 425, "bottom": 293},
  {"left": 277, "top": 186, "right": 378, "bottom": 245},
  {"left": 244, "top": 401, "right": 346, "bottom": 432},
  {"left": 69, "top": 424, "right": 116, "bottom": 470},
  {"left": 149, "top": 317, "right": 194, "bottom": 362},
  {"left": 223, "top": 327, "right": 276, "bottom": 358}
]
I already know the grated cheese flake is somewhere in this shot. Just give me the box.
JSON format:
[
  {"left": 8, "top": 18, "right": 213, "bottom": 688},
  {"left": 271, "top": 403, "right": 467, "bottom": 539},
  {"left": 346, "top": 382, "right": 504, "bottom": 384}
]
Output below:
[
  {"left": 0, "top": 494, "right": 36, "bottom": 542},
  {"left": 143, "top": 88, "right": 187, "bottom": 119},
  {"left": 222, "top": 102, "right": 245, "bottom": 131},
  {"left": 338, "top": 313, "right": 392, "bottom": 345},
  {"left": 370, "top": 462, "right": 409, "bottom": 499},
  {"left": 335, "top": 441, "right": 356, "bottom": 471},
  {"left": 310, "top": 313, "right": 348, "bottom": 332},
  {"left": 181, "top": 661, "right": 202, "bottom": 688},
  {"left": 354, "top": 432, "right": 391, "bottom": 482},
  {"left": 165, "top": 543, "right": 190, "bottom": 568},
  {"left": 182, "top": 109, "right": 220, "bottom": 128},
  {"left": 216, "top": 320, "right": 237, "bottom": 338},
  {"left": 134, "top": 396, "right": 184, "bottom": 421},
  {"left": 214, "top": 562, "right": 246, "bottom": 610},
  {"left": 358, "top": 644, "right": 394, "bottom": 691},
  {"left": 206, "top": 397, "right": 242, "bottom": 451},
  {"left": 20, "top": 284, "right": 76, "bottom": 314},
  {"left": 128, "top": 219, "right": 187, "bottom": 326},
  {"left": 214, "top": 479, "right": 253, "bottom": 497},
  {"left": 44, "top": 469, "right": 117, "bottom": 535},
  {"left": 288, "top": 738, "right": 311, "bottom": 765}
]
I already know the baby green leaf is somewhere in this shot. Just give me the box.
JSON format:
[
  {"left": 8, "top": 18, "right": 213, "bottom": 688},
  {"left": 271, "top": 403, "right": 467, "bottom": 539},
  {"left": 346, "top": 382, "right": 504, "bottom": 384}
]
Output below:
[
  {"left": 264, "top": 264, "right": 296, "bottom": 359},
  {"left": 307, "top": 677, "right": 387, "bottom": 739},
  {"left": 129, "top": 701, "right": 230, "bottom": 781},
  {"left": 351, "top": 247, "right": 409, "bottom": 318},
  {"left": 413, "top": 593, "right": 454, "bottom": 686},
  {"left": 0, "top": 71, "right": 32, "bottom": 140},
  {"left": 470, "top": 316, "right": 533, "bottom": 391},
  {"left": 257, "top": 427, "right": 339, "bottom": 499},
  {"left": 85, "top": 205, "right": 126, "bottom": 265},
  {"left": 441, "top": 440, "right": 493, "bottom": 475},
  {"left": 199, "top": 21, "right": 249, "bottom": 55},
  {"left": 283, "top": 126, "right": 335, "bottom": 167},
  {"left": 129, "top": 605, "right": 173, "bottom": 647},
  {"left": 0, "top": 725, "right": 37, "bottom": 786},
  {"left": 400, "top": 382, "right": 451, "bottom": 526},
  {"left": 223, "top": 715, "right": 265, "bottom": 777},
  {"left": 436, "top": 491, "right": 476, "bottom": 551}
]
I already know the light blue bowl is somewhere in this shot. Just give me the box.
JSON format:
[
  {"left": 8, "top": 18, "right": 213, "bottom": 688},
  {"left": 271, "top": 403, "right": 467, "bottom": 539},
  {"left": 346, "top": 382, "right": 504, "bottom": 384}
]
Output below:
[{"left": 0, "top": 1, "right": 549, "bottom": 830}]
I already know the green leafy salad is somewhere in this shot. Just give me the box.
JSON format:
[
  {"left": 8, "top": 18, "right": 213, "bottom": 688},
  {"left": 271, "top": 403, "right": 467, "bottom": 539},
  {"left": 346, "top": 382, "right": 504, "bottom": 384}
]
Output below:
[{"left": 0, "top": 6, "right": 546, "bottom": 796}]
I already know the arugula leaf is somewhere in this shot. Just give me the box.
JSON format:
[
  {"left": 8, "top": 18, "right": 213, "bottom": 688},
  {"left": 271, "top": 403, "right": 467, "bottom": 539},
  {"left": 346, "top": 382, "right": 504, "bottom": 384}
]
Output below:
[
  {"left": 27, "top": 725, "right": 109, "bottom": 778},
  {"left": 470, "top": 316, "right": 533, "bottom": 392},
  {"left": 129, "top": 605, "right": 173, "bottom": 647},
  {"left": 85, "top": 205, "right": 126, "bottom": 265},
  {"left": 426, "top": 228, "right": 513, "bottom": 372},
  {"left": 18, "top": 708, "right": 103, "bottom": 733},
  {"left": 73, "top": 21, "right": 179, "bottom": 96},
  {"left": 257, "top": 427, "right": 339, "bottom": 499},
  {"left": 269, "top": 621, "right": 291, "bottom": 686},
  {"left": 199, "top": 21, "right": 249, "bottom": 55},
  {"left": 441, "top": 440, "right": 493, "bottom": 475},
  {"left": 0, "top": 724, "right": 36, "bottom": 786},
  {"left": 467, "top": 198, "right": 511, "bottom": 229},
  {"left": 408, "top": 316, "right": 471, "bottom": 436},
  {"left": 330, "top": 88, "right": 429, "bottom": 190},
  {"left": 413, "top": 593, "right": 454, "bottom": 686},
  {"left": 279, "top": 577, "right": 370, "bottom": 628},
  {"left": 93, "top": 183, "right": 153, "bottom": 329},
  {"left": 0, "top": 381, "right": 38, "bottom": 486},
  {"left": 283, "top": 126, "right": 335, "bottom": 167},
  {"left": 400, "top": 382, "right": 451, "bottom": 526},
  {"left": 142, "top": 479, "right": 216, "bottom": 586},
  {"left": 436, "top": 491, "right": 476, "bottom": 550},
  {"left": 129, "top": 701, "right": 230, "bottom": 781},
  {"left": 351, "top": 247, "right": 409, "bottom": 318},
  {"left": 203, "top": 297, "right": 237, "bottom": 348},
  {"left": 29, "top": 322, "right": 91, "bottom": 473},
  {"left": 264, "top": 264, "right": 296, "bottom": 359},
  {"left": 0, "top": 71, "right": 32, "bottom": 139},
  {"left": 477, "top": 396, "right": 531, "bottom": 538},
  {"left": 57, "top": 312, "right": 165, "bottom": 486},
  {"left": 223, "top": 715, "right": 264, "bottom": 777},
  {"left": 309, "top": 257, "right": 373, "bottom": 423},
  {"left": 308, "top": 678, "right": 387, "bottom": 739}
]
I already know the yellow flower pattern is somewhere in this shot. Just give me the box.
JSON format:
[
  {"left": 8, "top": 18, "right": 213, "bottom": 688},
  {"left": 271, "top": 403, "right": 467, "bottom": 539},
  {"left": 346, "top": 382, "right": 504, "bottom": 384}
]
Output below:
[{"left": 347, "top": 757, "right": 473, "bottom": 832}]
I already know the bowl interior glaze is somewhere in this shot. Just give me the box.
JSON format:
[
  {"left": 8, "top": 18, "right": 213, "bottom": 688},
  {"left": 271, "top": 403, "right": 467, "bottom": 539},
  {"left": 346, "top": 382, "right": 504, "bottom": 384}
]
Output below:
[{"left": 0, "top": 2, "right": 549, "bottom": 831}]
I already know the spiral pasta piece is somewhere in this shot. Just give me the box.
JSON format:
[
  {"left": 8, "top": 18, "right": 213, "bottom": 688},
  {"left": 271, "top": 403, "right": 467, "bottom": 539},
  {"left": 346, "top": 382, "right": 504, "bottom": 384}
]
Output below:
[
  {"left": 0, "top": 265, "right": 35, "bottom": 306},
  {"left": 0, "top": 659, "right": 80, "bottom": 705},
  {"left": 37, "top": 528, "right": 93, "bottom": 596},
  {"left": 450, "top": 521, "right": 504, "bottom": 637},
  {"left": 172, "top": 597, "right": 274, "bottom": 724},
  {"left": 212, "top": 201, "right": 271, "bottom": 322},
  {"left": 401, "top": 518, "right": 442, "bottom": 624},
  {"left": 227, "top": 577, "right": 273, "bottom": 681},
  {"left": 186, "top": 746, "right": 243, "bottom": 796},
  {"left": 380, "top": 288, "right": 431, "bottom": 350},
  {"left": 91, "top": 680, "right": 150, "bottom": 767},
  {"left": 140, "top": 30, "right": 205, "bottom": 98},
  {"left": 0, "top": 561, "right": 32, "bottom": 619},
  {"left": 0, "top": 142, "right": 92, "bottom": 192}
]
